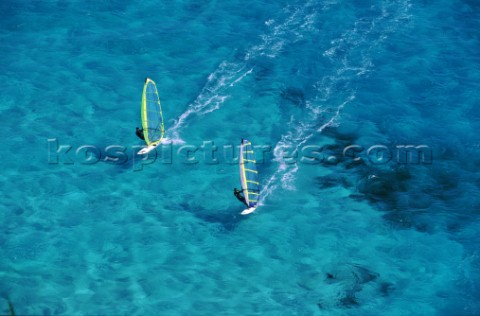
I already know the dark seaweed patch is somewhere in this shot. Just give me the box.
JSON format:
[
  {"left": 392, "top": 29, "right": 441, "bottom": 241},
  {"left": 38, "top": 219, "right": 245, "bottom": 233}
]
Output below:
[
  {"left": 321, "top": 125, "right": 358, "bottom": 144},
  {"left": 355, "top": 167, "right": 411, "bottom": 201},
  {"left": 379, "top": 282, "right": 395, "bottom": 297},
  {"left": 348, "top": 164, "right": 452, "bottom": 233},
  {"left": 280, "top": 87, "right": 305, "bottom": 107},
  {"left": 339, "top": 294, "right": 359, "bottom": 308},
  {"left": 316, "top": 174, "right": 352, "bottom": 190},
  {"left": 357, "top": 175, "right": 396, "bottom": 199},
  {"left": 13, "top": 207, "right": 23, "bottom": 216},
  {"left": 174, "top": 200, "right": 242, "bottom": 231},
  {"left": 352, "top": 265, "right": 379, "bottom": 284},
  {"left": 199, "top": 212, "right": 243, "bottom": 232},
  {"left": 253, "top": 58, "right": 275, "bottom": 81},
  {"left": 349, "top": 193, "right": 366, "bottom": 201},
  {"left": 319, "top": 264, "right": 380, "bottom": 310}
]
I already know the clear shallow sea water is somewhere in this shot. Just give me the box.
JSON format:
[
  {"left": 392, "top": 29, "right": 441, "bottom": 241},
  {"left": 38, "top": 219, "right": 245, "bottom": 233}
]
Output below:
[{"left": 1, "top": 0, "right": 479, "bottom": 315}]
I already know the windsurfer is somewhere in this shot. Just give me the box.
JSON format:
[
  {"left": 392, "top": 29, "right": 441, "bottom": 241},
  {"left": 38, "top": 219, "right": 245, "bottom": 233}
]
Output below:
[
  {"left": 234, "top": 188, "right": 249, "bottom": 207},
  {"left": 135, "top": 127, "right": 145, "bottom": 140}
]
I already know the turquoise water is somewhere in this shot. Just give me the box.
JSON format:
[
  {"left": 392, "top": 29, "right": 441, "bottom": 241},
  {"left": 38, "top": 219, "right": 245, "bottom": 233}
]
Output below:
[{"left": 1, "top": 0, "right": 479, "bottom": 314}]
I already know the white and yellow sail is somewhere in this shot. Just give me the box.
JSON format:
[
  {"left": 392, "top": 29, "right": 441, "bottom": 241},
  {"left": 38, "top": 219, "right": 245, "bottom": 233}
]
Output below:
[
  {"left": 141, "top": 78, "right": 164, "bottom": 146},
  {"left": 239, "top": 139, "right": 260, "bottom": 212}
]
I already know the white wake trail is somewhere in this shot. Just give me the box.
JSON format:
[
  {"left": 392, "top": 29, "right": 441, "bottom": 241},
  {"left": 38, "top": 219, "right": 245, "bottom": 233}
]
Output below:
[
  {"left": 166, "top": 0, "right": 325, "bottom": 142},
  {"left": 166, "top": 62, "right": 253, "bottom": 142},
  {"left": 259, "top": 0, "right": 412, "bottom": 205}
]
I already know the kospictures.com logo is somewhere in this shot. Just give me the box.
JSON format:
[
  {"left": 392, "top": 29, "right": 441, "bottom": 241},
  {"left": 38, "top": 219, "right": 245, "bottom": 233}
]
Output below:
[{"left": 47, "top": 139, "right": 432, "bottom": 171}]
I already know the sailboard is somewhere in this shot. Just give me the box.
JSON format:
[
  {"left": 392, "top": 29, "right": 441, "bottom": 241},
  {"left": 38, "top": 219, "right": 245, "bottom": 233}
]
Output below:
[
  {"left": 239, "top": 139, "right": 260, "bottom": 215},
  {"left": 138, "top": 78, "right": 165, "bottom": 155}
]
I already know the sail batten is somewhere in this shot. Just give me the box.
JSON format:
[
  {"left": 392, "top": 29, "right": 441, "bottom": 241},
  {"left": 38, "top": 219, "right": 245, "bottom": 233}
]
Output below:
[{"left": 141, "top": 78, "right": 164, "bottom": 146}]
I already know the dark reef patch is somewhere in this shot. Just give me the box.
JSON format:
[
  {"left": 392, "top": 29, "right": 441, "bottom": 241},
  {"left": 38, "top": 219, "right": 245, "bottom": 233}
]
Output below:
[
  {"left": 379, "top": 282, "right": 395, "bottom": 297},
  {"left": 339, "top": 295, "right": 359, "bottom": 308},
  {"left": 322, "top": 125, "right": 359, "bottom": 143},
  {"left": 253, "top": 58, "right": 275, "bottom": 82},
  {"left": 316, "top": 125, "right": 454, "bottom": 233},
  {"left": 280, "top": 86, "right": 305, "bottom": 107},
  {"left": 316, "top": 174, "right": 352, "bottom": 190},
  {"left": 171, "top": 199, "right": 243, "bottom": 232},
  {"left": 198, "top": 211, "right": 243, "bottom": 232},
  {"left": 317, "top": 264, "right": 381, "bottom": 310},
  {"left": 355, "top": 167, "right": 411, "bottom": 201}
]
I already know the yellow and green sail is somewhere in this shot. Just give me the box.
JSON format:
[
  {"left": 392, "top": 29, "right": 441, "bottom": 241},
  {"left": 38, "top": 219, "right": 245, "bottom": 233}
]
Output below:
[
  {"left": 141, "top": 78, "right": 164, "bottom": 146},
  {"left": 239, "top": 139, "right": 260, "bottom": 208}
]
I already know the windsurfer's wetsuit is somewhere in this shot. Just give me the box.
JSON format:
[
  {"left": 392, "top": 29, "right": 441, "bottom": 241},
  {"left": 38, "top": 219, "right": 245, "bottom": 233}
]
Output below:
[
  {"left": 234, "top": 188, "right": 249, "bottom": 208},
  {"left": 136, "top": 127, "right": 145, "bottom": 140}
]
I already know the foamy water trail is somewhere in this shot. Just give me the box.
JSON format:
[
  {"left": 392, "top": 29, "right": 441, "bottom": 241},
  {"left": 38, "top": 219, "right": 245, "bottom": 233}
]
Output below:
[
  {"left": 260, "top": 96, "right": 354, "bottom": 202},
  {"left": 166, "top": 61, "right": 252, "bottom": 142},
  {"left": 259, "top": 0, "right": 412, "bottom": 204},
  {"left": 246, "top": 0, "right": 319, "bottom": 59},
  {"left": 166, "top": 0, "right": 325, "bottom": 141}
]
